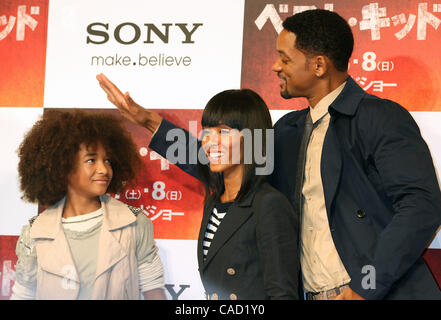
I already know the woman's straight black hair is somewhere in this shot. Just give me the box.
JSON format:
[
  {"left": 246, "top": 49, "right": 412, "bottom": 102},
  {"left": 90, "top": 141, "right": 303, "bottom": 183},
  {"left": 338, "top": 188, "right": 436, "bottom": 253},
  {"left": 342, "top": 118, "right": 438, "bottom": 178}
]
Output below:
[{"left": 197, "top": 89, "right": 273, "bottom": 203}]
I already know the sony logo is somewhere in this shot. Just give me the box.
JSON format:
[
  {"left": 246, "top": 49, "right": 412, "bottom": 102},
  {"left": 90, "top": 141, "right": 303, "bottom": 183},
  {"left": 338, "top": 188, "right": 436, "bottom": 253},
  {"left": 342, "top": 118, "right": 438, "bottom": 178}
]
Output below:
[
  {"left": 86, "top": 22, "right": 203, "bottom": 45},
  {"left": 165, "top": 284, "right": 191, "bottom": 300}
]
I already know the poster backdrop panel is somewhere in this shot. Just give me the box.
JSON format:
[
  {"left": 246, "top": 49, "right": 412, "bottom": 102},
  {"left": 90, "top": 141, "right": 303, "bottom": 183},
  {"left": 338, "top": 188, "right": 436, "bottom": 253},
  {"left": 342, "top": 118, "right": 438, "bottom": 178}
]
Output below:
[
  {"left": 0, "top": 0, "right": 48, "bottom": 107},
  {"left": 43, "top": 0, "right": 245, "bottom": 109},
  {"left": 42, "top": 108, "right": 205, "bottom": 240},
  {"left": 156, "top": 239, "right": 205, "bottom": 300},
  {"left": 0, "top": 236, "right": 18, "bottom": 300},
  {"left": 242, "top": 0, "right": 441, "bottom": 110},
  {"left": 0, "top": 108, "right": 42, "bottom": 236}
]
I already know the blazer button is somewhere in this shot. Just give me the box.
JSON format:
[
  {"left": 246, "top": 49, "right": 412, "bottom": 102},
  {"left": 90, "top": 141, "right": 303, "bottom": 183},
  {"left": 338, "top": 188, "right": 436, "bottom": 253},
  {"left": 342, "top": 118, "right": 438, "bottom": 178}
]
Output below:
[
  {"left": 229, "top": 293, "right": 237, "bottom": 300},
  {"left": 227, "top": 268, "right": 236, "bottom": 275},
  {"left": 211, "top": 293, "right": 218, "bottom": 300},
  {"left": 357, "top": 209, "right": 366, "bottom": 218}
]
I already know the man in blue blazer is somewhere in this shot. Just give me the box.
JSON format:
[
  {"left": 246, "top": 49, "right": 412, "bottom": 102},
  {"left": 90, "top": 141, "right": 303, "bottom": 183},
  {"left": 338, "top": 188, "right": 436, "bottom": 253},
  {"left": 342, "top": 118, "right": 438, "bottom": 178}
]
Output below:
[
  {"left": 270, "top": 9, "right": 441, "bottom": 299},
  {"left": 96, "top": 9, "right": 441, "bottom": 299}
]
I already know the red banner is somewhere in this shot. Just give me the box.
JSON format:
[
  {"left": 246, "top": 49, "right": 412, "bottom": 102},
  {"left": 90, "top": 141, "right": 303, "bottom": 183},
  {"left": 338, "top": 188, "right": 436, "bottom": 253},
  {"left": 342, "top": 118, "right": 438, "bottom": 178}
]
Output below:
[
  {"left": 0, "top": 0, "right": 48, "bottom": 107},
  {"left": 242, "top": 0, "right": 441, "bottom": 110}
]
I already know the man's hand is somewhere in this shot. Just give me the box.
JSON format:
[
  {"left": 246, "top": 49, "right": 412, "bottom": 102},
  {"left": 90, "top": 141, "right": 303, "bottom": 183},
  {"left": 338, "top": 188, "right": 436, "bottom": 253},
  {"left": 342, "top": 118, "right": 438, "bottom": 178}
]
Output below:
[
  {"left": 331, "top": 287, "right": 365, "bottom": 300},
  {"left": 143, "top": 288, "right": 167, "bottom": 300},
  {"left": 96, "top": 73, "right": 163, "bottom": 133}
]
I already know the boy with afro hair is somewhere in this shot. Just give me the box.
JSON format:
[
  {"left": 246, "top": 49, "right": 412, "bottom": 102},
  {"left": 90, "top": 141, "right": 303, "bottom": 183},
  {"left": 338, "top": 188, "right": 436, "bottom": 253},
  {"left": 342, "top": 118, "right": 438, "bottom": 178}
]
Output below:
[{"left": 11, "top": 109, "right": 166, "bottom": 300}]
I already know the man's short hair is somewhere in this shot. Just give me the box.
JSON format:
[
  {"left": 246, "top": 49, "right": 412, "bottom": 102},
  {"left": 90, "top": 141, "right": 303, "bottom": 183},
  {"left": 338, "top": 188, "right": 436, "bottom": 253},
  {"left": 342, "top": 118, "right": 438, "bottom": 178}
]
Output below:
[{"left": 282, "top": 9, "right": 354, "bottom": 72}]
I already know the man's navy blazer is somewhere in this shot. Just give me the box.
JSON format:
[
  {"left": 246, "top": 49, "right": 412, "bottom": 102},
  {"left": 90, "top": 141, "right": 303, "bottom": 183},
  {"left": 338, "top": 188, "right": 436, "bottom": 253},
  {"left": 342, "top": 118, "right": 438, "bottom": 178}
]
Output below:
[{"left": 269, "top": 76, "right": 441, "bottom": 299}]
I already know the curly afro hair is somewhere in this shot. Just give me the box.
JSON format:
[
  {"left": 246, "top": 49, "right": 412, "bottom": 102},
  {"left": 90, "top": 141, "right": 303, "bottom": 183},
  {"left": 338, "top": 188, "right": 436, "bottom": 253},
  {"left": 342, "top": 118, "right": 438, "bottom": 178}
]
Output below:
[
  {"left": 282, "top": 9, "right": 354, "bottom": 72},
  {"left": 18, "top": 109, "right": 143, "bottom": 206}
]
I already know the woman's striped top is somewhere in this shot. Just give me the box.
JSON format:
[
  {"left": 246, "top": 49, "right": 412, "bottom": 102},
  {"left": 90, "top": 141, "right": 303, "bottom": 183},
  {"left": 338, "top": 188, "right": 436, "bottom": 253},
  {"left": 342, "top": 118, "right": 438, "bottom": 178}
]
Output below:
[{"left": 202, "top": 202, "right": 233, "bottom": 261}]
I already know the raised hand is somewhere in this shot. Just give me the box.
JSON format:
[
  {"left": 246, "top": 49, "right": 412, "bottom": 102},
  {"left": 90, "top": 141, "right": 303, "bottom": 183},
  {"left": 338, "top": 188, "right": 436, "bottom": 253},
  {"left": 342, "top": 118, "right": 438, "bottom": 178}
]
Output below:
[{"left": 96, "top": 73, "right": 162, "bottom": 133}]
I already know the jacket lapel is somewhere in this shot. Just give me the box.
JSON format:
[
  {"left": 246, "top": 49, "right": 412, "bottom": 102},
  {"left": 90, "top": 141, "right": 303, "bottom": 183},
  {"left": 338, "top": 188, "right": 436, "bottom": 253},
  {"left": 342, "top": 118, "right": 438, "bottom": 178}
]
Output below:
[
  {"left": 321, "top": 122, "right": 342, "bottom": 219},
  {"left": 30, "top": 195, "right": 137, "bottom": 296},
  {"left": 30, "top": 198, "right": 79, "bottom": 284},
  {"left": 321, "top": 76, "right": 366, "bottom": 219},
  {"left": 197, "top": 199, "right": 216, "bottom": 270},
  {"left": 200, "top": 190, "right": 256, "bottom": 272},
  {"left": 285, "top": 111, "right": 308, "bottom": 208},
  {"left": 94, "top": 195, "right": 136, "bottom": 280}
]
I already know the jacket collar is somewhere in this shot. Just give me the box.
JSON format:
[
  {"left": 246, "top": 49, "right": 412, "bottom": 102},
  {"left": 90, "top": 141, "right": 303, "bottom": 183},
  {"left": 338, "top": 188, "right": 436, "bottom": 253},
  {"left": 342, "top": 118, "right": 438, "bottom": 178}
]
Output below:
[
  {"left": 100, "top": 194, "right": 137, "bottom": 230},
  {"left": 236, "top": 183, "right": 260, "bottom": 207},
  {"left": 208, "top": 181, "right": 260, "bottom": 209},
  {"left": 287, "top": 76, "right": 366, "bottom": 126},
  {"left": 30, "top": 195, "right": 136, "bottom": 287},
  {"left": 198, "top": 183, "right": 263, "bottom": 271},
  {"left": 328, "top": 76, "right": 366, "bottom": 116},
  {"left": 30, "top": 194, "right": 136, "bottom": 239}
]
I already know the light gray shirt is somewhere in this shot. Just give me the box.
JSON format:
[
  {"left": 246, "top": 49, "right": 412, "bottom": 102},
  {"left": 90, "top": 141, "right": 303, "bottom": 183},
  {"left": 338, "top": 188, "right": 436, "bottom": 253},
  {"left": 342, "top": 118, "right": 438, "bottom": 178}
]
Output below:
[{"left": 300, "top": 82, "right": 351, "bottom": 293}]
